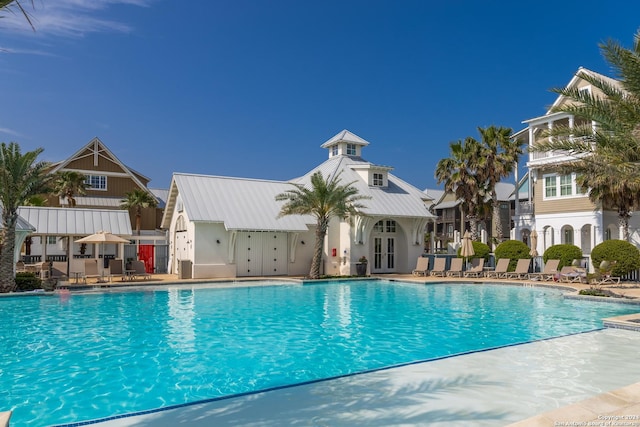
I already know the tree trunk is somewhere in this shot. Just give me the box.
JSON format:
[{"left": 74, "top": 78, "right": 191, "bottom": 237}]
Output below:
[
  {"left": 492, "top": 193, "right": 502, "bottom": 243},
  {"left": 619, "top": 209, "right": 631, "bottom": 241},
  {"left": 0, "top": 214, "right": 18, "bottom": 292},
  {"left": 310, "top": 218, "right": 328, "bottom": 279},
  {"left": 467, "top": 214, "right": 478, "bottom": 241}
]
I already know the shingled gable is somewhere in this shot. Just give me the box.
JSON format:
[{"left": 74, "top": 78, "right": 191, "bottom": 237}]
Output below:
[{"left": 48, "top": 137, "right": 154, "bottom": 195}]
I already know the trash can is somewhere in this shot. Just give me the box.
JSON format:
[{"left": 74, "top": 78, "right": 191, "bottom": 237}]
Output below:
[{"left": 356, "top": 262, "right": 367, "bottom": 276}]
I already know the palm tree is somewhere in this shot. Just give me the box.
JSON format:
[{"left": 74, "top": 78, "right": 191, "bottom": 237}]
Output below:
[
  {"left": 52, "top": 171, "right": 87, "bottom": 207},
  {"left": 531, "top": 30, "right": 640, "bottom": 235},
  {"left": 435, "top": 137, "right": 486, "bottom": 241},
  {"left": 0, "top": 0, "right": 35, "bottom": 30},
  {"left": 275, "top": 171, "right": 369, "bottom": 279},
  {"left": 475, "top": 126, "right": 523, "bottom": 243},
  {"left": 120, "top": 189, "right": 158, "bottom": 235},
  {"left": 0, "top": 142, "right": 49, "bottom": 292}
]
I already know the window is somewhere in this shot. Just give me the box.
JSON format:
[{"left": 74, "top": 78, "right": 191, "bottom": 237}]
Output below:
[
  {"left": 562, "top": 226, "right": 574, "bottom": 245},
  {"left": 331, "top": 145, "right": 338, "bottom": 156},
  {"left": 346, "top": 143, "right": 356, "bottom": 155},
  {"left": 560, "top": 174, "right": 572, "bottom": 196},
  {"left": 46, "top": 236, "right": 57, "bottom": 245},
  {"left": 545, "top": 176, "right": 557, "bottom": 197},
  {"left": 373, "top": 173, "right": 384, "bottom": 186},
  {"left": 85, "top": 175, "right": 107, "bottom": 190},
  {"left": 385, "top": 220, "right": 396, "bottom": 233},
  {"left": 373, "top": 221, "right": 384, "bottom": 232},
  {"left": 543, "top": 173, "right": 585, "bottom": 199}
]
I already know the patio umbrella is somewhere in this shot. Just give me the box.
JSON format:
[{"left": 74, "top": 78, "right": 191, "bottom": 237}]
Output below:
[
  {"left": 529, "top": 230, "right": 539, "bottom": 272},
  {"left": 76, "top": 231, "right": 131, "bottom": 275},
  {"left": 460, "top": 230, "right": 475, "bottom": 268},
  {"left": 529, "top": 230, "right": 539, "bottom": 257}
]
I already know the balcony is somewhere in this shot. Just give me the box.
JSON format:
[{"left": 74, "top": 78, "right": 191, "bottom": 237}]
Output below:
[{"left": 518, "top": 201, "right": 534, "bottom": 215}]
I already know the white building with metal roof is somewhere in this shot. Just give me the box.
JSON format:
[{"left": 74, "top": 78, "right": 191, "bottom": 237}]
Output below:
[{"left": 161, "top": 130, "right": 436, "bottom": 279}]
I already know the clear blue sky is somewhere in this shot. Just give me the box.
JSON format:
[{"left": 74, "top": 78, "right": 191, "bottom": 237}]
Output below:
[{"left": 1, "top": 1, "right": 639, "bottom": 191}]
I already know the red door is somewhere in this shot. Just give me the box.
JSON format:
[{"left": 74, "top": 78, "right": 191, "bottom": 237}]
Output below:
[{"left": 138, "top": 245, "right": 154, "bottom": 273}]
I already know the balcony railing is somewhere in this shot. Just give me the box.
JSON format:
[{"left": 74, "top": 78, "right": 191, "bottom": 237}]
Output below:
[{"left": 518, "top": 201, "right": 534, "bottom": 215}]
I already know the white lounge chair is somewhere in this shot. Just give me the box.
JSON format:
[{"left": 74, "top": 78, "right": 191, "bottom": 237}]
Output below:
[
  {"left": 412, "top": 257, "right": 430, "bottom": 276},
  {"left": 528, "top": 259, "right": 560, "bottom": 281}
]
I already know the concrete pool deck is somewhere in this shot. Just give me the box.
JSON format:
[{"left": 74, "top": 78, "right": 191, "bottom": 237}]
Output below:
[{"left": 16, "top": 273, "right": 640, "bottom": 426}]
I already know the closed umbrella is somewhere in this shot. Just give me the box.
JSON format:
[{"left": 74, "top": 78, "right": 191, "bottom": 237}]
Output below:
[
  {"left": 529, "top": 230, "right": 539, "bottom": 257},
  {"left": 460, "top": 231, "right": 475, "bottom": 269},
  {"left": 529, "top": 230, "right": 539, "bottom": 272}
]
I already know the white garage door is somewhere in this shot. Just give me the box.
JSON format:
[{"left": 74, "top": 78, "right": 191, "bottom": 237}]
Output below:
[{"left": 236, "top": 232, "right": 288, "bottom": 276}]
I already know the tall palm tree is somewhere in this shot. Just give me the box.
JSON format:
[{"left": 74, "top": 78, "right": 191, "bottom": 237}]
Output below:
[
  {"left": 275, "top": 171, "right": 369, "bottom": 279},
  {"left": 475, "top": 126, "right": 523, "bottom": 243},
  {"left": 435, "top": 137, "right": 486, "bottom": 241},
  {"left": 52, "top": 171, "right": 87, "bottom": 207},
  {"left": 532, "top": 30, "right": 640, "bottom": 235},
  {"left": 0, "top": 142, "right": 49, "bottom": 292},
  {"left": 0, "top": 0, "right": 35, "bottom": 30},
  {"left": 120, "top": 189, "right": 158, "bottom": 235}
]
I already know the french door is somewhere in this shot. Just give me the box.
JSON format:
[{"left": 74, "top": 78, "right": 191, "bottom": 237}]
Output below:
[{"left": 373, "top": 236, "right": 395, "bottom": 273}]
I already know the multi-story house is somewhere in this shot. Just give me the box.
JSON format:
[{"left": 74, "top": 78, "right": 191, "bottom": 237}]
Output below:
[
  {"left": 424, "top": 183, "right": 515, "bottom": 252},
  {"left": 512, "top": 67, "right": 640, "bottom": 258},
  {"left": 20, "top": 137, "right": 168, "bottom": 273}
]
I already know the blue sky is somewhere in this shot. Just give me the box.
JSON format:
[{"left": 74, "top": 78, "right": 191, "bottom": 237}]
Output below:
[{"left": 1, "top": 1, "right": 639, "bottom": 191}]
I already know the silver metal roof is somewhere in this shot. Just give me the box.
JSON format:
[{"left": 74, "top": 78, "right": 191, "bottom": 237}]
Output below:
[
  {"left": 148, "top": 188, "right": 168, "bottom": 209},
  {"left": 0, "top": 211, "right": 35, "bottom": 232},
  {"left": 320, "top": 129, "right": 371, "bottom": 148},
  {"left": 17, "top": 207, "right": 132, "bottom": 236},
  {"left": 293, "top": 155, "right": 435, "bottom": 219},
  {"left": 60, "top": 196, "right": 123, "bottom": 208},
  {"left": 172, "top": 174, "right": 312, "bottom": 232}
]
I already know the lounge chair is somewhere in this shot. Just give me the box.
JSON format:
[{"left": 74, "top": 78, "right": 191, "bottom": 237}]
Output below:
[
  {"left": 109, "top": 259, "right": 125, "bottom": 282},
  {"left": 446, "top": 258, "right": 464, "bottom": 277},
  {"left": 464, "top": 258, "right": 485, "bottom": 278},
  {"left": 83, "top": 259, "right": 101, "bottom": 283},
  {"left": 430, "top": 257, "right": 447, "bottom": 277},
  {"left": 504, "top": 258, "right": 531, "bottom": 280},
  {"left": 15, "top": 260, "right": 26, "bottom": 272},
  {"left": 559, "top": 266, "right": 588, "bottom": 284},
  {"left": 485, "top": 258, "right": 510, "bottom": 279},
  {"left": 39, "top": 261, "right": 51, "bottom": 279},
  {"left": 51, "top": 261, "right": 68, "bottom": 281},
  {"left": 412, "top": 257, "right": 430, "bottom": 276},
  {"left": 590, "top": 260, "right": 621, "bottom": 286},
  {"left": 527, "top": 259, "right": 560, "bottom": 281},
  {"left": 131, "top": 260, "right": 151, "bottom": 280}
]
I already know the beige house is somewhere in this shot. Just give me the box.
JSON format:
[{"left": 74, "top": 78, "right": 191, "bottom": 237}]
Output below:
[{"left": 513, "top": 67, "right": 639, "bottom": 256}]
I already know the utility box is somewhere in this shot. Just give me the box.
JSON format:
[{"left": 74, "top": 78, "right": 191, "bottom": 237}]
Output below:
[{"left": 178, "top": 260, "right": 192, "bottom": 279}]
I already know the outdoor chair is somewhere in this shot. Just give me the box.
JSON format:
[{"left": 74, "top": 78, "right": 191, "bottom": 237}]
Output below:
[
  {"left": 412, "top": 257, "right": 430, "bottom": 276},
  {"left": 527, "top": 259, "right": 560, "bottom": 281},
  {"left": 463, "top": 258, "right": 484, "bottom": 278},
  {"left": 485, "top": 258, "right": 510, "bottom": 279},
  {"left": 51, "top": 261, "right": 68, "bottom": 281},
  {"left": 82, "top": 259, "right": 101, "bottom": 283},
  {"left": 39, "top": 261, "right": 51, "bottom": 279},
  {"left": 109, "top": 259, "right": 125, "bottom": 282},
  {"left": 590, "top": 260, "right": 620, "bottom": 286},
  {"left": 559, "top": 266, "right": 587, "bottom": 284},
  {"left": 446, "top": 258, "right": 463, "bottom": 277},
  {"left": 15, "top": 260, "right": 26, "bottom": 273},
  {"left": 429, "top": 257, "right": 447, "bottom": 277},
  {"left": 131, "top": 260, "right": 151, "bottom": 280},
  {"left": 504, "top": 258, "right": 531, "bottom": 280}
]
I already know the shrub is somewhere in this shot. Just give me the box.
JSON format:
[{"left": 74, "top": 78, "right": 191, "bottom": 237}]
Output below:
[
  {"left": 494, "top": 240, "right": 531, "bottom": 271},
  {"left": 456, "top": 241, "right": 491, "bottom": 260},
  {"left": 591, "top": 240, "right": 640, "bottom": 277},
  {"left": 542, "top": 244, "right": 583, "bottom": 269},
  {"left": 15, "top": 272, "right": 41, "bottom": 291}
]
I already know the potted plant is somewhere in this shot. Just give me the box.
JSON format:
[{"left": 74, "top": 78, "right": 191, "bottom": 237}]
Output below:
[{"left": 356, "top": 256, "right": 368, "bottom": 276}]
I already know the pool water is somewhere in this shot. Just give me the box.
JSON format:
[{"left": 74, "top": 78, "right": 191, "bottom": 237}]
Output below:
[{"left": 1, "top": 281, "right": 638, "bottom": 426}]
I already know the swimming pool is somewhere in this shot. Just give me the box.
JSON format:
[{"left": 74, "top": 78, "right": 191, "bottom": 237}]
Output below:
[{"left": 1, "top": 280, "right": 638, "bottom": 426}]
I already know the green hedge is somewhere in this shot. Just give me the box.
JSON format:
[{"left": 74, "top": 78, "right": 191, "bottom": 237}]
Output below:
[
  {"left": 591, "top": 240, "right": 640, "bottom": 277},
  {"left": 15, "top": 272, "right": 41, "bottom": 291},
  {"left": 542, "top": 244, "right": 583, "bottom": 269},
  {"left": 494, "top": 240, "right": 531, "bottom": 271}
]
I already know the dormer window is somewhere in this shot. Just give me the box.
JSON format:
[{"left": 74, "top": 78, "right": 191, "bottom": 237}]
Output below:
[
  {"left": 373, "top": 173, "right": 384, "bottom": 186},
  {"left": 331, "top": 145, "right": 338, "bottom": 157},
  {"left": 346, "top": 143, "right": 357, "bottom": 155}
]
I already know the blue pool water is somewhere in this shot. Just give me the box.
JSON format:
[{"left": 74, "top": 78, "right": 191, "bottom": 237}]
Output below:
[{"left": 1, "top": 280, "right": 639, "bottom": 426}]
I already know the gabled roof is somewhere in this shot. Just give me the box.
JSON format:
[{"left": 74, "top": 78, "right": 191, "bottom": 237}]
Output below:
[
  {"left": 161, "top": 173, "right": 312, "bottom": 232},
  {"left": 548, "top": 67, "right": 622, "bottom": 113},
  {"left": 49, "top": 137, "right": 156, "bottom": 199},
  {"left": 320, "top": 129, "right": 371, "bottom": 148},
  {"left": 292, "top": 155, "right": 435, "bottom": 219},
  {"left": 17, "top": 206, "right": 132, "bottom": 236}
]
